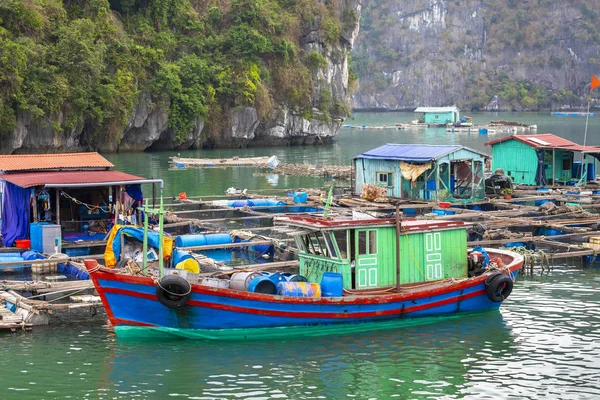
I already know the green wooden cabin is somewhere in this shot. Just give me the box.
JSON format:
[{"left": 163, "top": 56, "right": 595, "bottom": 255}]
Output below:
[
  {"left": 485, "top": 134, "right": 600, "bottom": 186},
  {"left": 354, "top": 144, "right": 490, "bottom": 201},
  {"left": 414, "top": 107, "right": 460, "bottom": 125},
  {"left": 281, "top": 216, "right": 468, "bottom": 290}
]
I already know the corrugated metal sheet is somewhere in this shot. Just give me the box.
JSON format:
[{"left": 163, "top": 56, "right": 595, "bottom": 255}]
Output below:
[
  {"left": 486, "top": 134, "right": 600, "bottom": 151},
  {"left": 356, "top": 144, "right": 462, "bottom": 162},
  {"left": 0, "top": 152, "right": 113, "bottom": 172},
  {"left": 0, "top": 170, "right": 144, "bottom": 188}
]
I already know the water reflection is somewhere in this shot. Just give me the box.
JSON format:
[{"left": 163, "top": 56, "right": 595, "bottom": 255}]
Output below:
[{"left": 100, "top": 312, "right": 515, "bottom": 399}]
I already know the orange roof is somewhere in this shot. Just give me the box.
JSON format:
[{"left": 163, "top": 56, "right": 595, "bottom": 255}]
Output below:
[{"left": 0, "top": 152, "right": 113, "bottom": 172}]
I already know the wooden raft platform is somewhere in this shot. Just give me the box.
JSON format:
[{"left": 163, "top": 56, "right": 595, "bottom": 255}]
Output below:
[
  {"left": 0, "top": 304, "right": 31, "bottom": 332},
  {"left": 170, "top": 156, "right": 352, "bottom": 179}
]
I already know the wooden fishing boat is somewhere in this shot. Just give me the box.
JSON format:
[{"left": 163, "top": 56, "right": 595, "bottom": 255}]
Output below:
[{"left": 85, "top": 214, "right": 523, "bottom": 340}]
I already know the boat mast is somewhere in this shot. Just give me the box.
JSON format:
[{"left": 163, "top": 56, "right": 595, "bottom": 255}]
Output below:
[{"left": 395, "top": 203, "right": 401, "bottom": 291}]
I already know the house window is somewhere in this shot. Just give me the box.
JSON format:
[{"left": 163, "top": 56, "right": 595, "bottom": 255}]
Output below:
[
  {"left": 376, "top": 172, "right": 393, "bottom": 187},
  {"left": 434, "top": 114, "right": 439, "bottom": 120}
]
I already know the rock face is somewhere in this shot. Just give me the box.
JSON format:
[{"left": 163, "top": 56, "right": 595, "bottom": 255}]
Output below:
[
  {"left": 352, "top": 0, "right": 600, "bottom": 111},
  {"left": 2, "top": 1, "right": 361, "bottom": 154},
  {"left": 0, "top": 112, "right": 85, "bottom": 155}
]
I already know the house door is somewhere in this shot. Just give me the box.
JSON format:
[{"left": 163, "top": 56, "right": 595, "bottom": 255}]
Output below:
[{"left": 355, "top": 229, "right": 378, "bottom": 288}]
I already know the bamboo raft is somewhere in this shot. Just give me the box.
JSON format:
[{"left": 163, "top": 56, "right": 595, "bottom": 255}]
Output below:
[{"left": 170, "top": 156, "right": 352, "bottom": 179}]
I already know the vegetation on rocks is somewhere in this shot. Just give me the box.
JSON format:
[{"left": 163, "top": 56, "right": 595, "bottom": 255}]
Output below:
[{"left": 0, "top": 0, "right": 350, "bottom": 146}]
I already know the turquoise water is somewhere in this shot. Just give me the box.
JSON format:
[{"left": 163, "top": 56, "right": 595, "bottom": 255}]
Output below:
[
  {"left": 1, "top": 112, "right": 600, "bottom": 399},
  {"left": 103, "top": 111, "right": 600, "bottom": 197},
  {"left": 1, "top": 267, "right": 599, "bottom": 399}
]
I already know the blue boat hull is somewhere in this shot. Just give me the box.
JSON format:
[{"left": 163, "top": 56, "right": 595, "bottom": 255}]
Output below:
[{"left": 88, "top": 250, "right": 522, "bottom": 339}]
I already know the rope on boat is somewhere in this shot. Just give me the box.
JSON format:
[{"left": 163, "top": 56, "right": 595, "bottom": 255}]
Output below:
[
  {"left": 155, "top": 278, "right": 192, "bottom": 297},
  {"left": 510, "top": 246, "right": 551, "bottom": 272}
]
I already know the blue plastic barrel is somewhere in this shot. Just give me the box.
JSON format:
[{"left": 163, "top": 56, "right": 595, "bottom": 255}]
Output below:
[
  {"left": 320, "top": 272, "right": 343, "bottom": 297},
  {"left": 205, "top": 234, "right": 233, "bottom": 245},
  {"left": 293, "top": 192, "right": 308, "bottom": 203},
  {"left": 175, "top": 233, "right": 232, "bottom": 247},
  {"left": 247, "top": 276, "right": 277, "bottom": 294},
  {"left": 172, "top": 249, "right": 193, "bottom": 266},
  {"left": 588, "top": 162, "right": 596, "bottom": 181},
  {"left": 573, "top": 161, "right": 583, "bottom": 179},
  {"left": 247, "top": 199, "right": 269, "bottom": 207},
  {"left": 21, "top": 251, "right": 45, "bottom": 261},
  {"left": 230, "top": 200, "right": 250, "bottom": 208},
  {"left": 403, "top": 208, "right": 416, "bottom": 217},
  {"left": 277, "top": 282, "right": 321, "bottom": 297},
  {"left": 268, "top": 273, "right": 287, "bottom": 285}
]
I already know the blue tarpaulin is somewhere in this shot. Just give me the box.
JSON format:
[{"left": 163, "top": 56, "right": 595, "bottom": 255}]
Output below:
[
  {"left": 125, "top": 184, "right": 143, "bottom": 201},
  {"left": 112, "top": 226, "right": 165, "bottom": 263},
  {"left": 355, "top": 144, "right": 472, "bottom": 162},
  {"left": 1, "top": 182, "right": 31, "bottom": 247}
]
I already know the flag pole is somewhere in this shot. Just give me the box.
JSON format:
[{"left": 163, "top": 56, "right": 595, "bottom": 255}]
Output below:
[{"left": 583, "top": 99, "right": 590, "bottom": 147}]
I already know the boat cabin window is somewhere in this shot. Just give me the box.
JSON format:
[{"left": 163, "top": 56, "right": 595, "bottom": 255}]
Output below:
[
  {"left": 369, "top": 230, "right": 377, "bottom": 254},
  {"left": 333, "top": 230, "right": 349, "bottom": 259},
  {"left": 308, "top": 233, "right": 324, "bottom": 256},
  {"left": 295, "top": 236, "right": 307, "bottom": 253},
  {"left": 302, "top": 232, "right": 336, "bottom": 258},
  {"left": 358, "top": 230, "right": 378, "bottom": 255},
  {"left": 324, "top": 232, "right": 338, "bottom": 258}
]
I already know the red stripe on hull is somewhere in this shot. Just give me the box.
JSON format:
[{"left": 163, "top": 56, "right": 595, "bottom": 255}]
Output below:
[
  {"left": 100, "top": 287, "right": 486, "bottom": 320},
  {"left": 94, "top": 266, "right": 519, "bottom": 306}
]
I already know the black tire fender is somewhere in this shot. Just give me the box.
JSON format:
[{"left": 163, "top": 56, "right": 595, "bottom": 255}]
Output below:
[
  {"left": 156, "top": 275, "right": 192, "bottom": 308},
  {"left": 485, "top": 272, "right": 514, "bottom": 302}
]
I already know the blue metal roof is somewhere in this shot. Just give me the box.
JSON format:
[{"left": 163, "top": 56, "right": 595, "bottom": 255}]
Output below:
[{"left": 355, "top": 144, "right": 464, "bottom": 162}]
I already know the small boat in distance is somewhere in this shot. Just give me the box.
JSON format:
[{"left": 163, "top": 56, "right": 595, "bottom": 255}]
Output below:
[
  {"left": 551, "top": 112, "right": 595, "bottom": 117},
  {"left": 85, "top": 214, "right": 524, "bottom": 340}
]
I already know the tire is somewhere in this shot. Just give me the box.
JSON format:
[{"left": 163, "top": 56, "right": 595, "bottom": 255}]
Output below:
[
  {"left": 485, "top": 272, "right": 514, "bottom": 302},
  {"left": 156, "top": 275, "right": 192, "bottom": 308}
]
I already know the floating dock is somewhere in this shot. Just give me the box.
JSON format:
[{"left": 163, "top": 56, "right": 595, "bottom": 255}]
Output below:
[
  {"left": 552, "top": 112, "right": 594, "bottom": 117},
  {"left": 170, "top": 156, "right": 352, "bottom": 179}
]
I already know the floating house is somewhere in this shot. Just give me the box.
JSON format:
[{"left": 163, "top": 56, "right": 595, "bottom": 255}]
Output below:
[
  {"left": 354, "top": 144, "right": 490, "bottom": 201},
  {"left": 485, "top": 134, "right": 600, "bottom": 186},
  {"left": 414, "top": 107, "right": 460, "bottom": 125},
  {"left": 0, "top": 152, "right": 158, "bottom": 251}
]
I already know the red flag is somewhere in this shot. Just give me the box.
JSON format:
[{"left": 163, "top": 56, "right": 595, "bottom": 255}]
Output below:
[{"left": 591, "top": 75, "right": 600, "bottom": 92}]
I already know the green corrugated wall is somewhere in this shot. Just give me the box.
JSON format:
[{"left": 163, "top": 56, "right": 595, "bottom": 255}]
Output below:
[
  {"left": 398, "top": 228, "right": 467, "bottom": 284},
  {"left": 491, "top": 140, "right": 575, "bottom": 185},
  {"left": 491, "top": 140, "right": 538, "bottom": 185}
]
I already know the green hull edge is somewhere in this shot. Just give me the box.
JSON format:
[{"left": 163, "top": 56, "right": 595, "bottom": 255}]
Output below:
[{"left": 113, "top": 311, "right": 495, "bottom": 341}]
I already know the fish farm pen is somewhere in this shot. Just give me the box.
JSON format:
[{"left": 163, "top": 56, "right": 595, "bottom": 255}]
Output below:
[{"left": 2, "top": 182, "right": 600, "bottom": 332}]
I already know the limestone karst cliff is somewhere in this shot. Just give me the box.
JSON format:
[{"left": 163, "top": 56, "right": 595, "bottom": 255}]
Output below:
[{"left": 0, "top": 0, "right": 360, "bottom": 153}]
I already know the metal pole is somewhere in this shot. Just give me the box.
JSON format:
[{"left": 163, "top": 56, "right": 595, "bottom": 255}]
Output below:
[
  {"left": 55, "top": 188, "right": 60, "bottom": 225},
  {"left": 395, "top": 203, "right": 401, "bottom": 291},
  {"left": 158, "top": 188, "right": 164, "bottom": 277},
  {"left": 143, "top": 199, "right": 148, "bottom": 274},
  {"left": 552, "top": 149, "right": 556, "bottom": 186},
  {"left": 583, "top": 100, "right": 591, "bottom": 148},
  {"left": 152, "top": 182, "right": 156, "bottom": 208}
]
